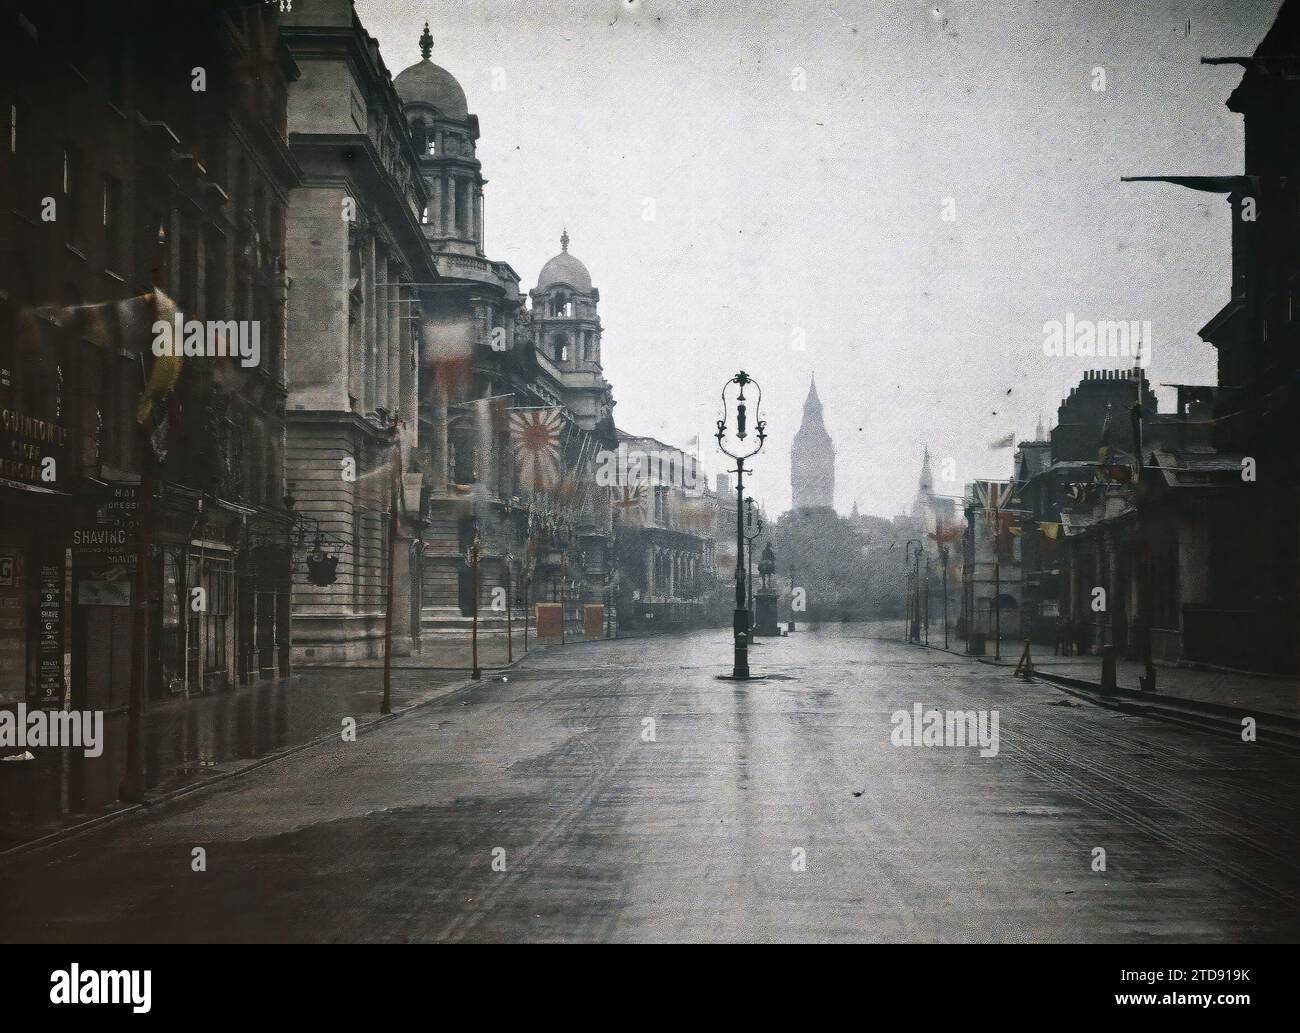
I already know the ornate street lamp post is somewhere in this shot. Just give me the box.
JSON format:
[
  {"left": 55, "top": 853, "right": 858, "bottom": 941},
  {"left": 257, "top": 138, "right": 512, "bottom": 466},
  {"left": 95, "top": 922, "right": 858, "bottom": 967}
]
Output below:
[
  {"left": 904, "top": 539, "right": 922, "bottom": 643},
  {"left": 715, "top": 371, "right": 766, "bottom": 679},
  {"left": 940, "top": 543, "right": 950, "bottom": 650}
]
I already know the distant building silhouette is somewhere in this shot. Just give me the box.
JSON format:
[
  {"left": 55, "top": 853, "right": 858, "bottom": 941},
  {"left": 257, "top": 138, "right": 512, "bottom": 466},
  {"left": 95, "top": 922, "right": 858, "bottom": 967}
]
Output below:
[{"left": 790, "top": 375, "right": 835, "bottom": 511}]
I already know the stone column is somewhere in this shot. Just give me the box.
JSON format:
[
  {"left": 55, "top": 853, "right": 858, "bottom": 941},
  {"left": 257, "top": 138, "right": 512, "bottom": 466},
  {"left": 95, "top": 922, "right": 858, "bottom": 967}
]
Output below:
[
  {"left": 375, "top": 248, "right": 389, "bottom": 415},
  {"left": 399, "top": 275, "right": 417, "bottom": 438},
  {"left": 364, "top": 234, "right": 377, "bottom": 414},
  {"left": 431, "top": 381, "right": 449, "bottom": 493},
  {"left": 387, "top": 260, "right": 401, "bottom": 421},
  {"left": 390, "top": 525, "right": 417, "bottom": 656},
  {"left": 446, "top": 175, "right": 457, "bottom": 239},
  {"left": 428, "top": 177, "right": 441, "bottom": 235}
]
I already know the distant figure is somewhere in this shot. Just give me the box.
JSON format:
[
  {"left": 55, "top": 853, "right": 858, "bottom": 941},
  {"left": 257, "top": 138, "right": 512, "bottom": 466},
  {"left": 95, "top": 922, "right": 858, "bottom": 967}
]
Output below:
[
  {"left": 1074, "top": 617, "right": 1092, "bottom": 656},
  {"left": 1054, "top": 618, "right": 1074, "bottom": 657}
]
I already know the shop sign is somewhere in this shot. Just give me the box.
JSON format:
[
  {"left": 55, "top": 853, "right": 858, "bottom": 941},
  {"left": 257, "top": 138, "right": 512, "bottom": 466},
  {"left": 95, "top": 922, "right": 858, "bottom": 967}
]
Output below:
[
  {"left": 37, "top": 562, "right": 63, "bottom": 701},
  {"left": 0, "top": 405, "right": 68, "bottom": 489}
]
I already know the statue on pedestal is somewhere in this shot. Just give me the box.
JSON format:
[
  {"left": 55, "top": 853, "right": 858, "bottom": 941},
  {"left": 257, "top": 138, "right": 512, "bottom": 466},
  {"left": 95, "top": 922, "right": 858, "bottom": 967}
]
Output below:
[{"left": 758, "top": 542, "right": 776, "bottom": 590}]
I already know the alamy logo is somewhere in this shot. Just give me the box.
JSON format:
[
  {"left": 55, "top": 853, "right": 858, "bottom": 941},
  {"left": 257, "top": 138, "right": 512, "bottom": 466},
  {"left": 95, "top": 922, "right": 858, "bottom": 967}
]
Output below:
[
  {"left": 1042, "top": 313, "right": 1150, "bottom": 364},
  {"left": 890, "top": 703, "right": 1000, "bottom": 757},
  {"left": 594, "top": 444, "right": 700, "bottom": 494},
  {"left": 50, "top": 965, "right": 151, "bottom": 1013},
  {"left": 152, "top": 311, "right": 261, "bottom": 368},
  {"left": 0, "top": 704, "right": 103, "bottom": 758}
]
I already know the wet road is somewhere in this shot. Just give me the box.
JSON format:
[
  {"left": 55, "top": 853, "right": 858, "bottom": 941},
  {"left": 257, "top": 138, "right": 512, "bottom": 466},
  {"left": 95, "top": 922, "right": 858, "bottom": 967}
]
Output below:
[{"left": 3, "top": 626, "right": 1298, "bottom": 942}]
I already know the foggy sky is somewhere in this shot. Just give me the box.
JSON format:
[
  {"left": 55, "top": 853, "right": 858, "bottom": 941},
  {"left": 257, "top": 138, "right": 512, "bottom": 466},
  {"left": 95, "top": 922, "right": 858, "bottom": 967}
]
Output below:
[{"left": 356, "top": 0, "right": 1282, "bottom": 518}]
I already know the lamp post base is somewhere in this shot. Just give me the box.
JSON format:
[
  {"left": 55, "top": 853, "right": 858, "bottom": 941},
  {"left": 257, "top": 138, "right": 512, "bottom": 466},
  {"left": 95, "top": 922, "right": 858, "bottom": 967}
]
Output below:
[{"left": 719, "top": 609, "right": 765, "bottom": 678}]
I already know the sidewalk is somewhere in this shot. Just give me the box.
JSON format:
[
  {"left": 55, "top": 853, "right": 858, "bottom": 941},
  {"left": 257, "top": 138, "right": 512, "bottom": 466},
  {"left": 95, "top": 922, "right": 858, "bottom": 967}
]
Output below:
[
  {"left": 300, "top": 632, "right": 637, "bottom": 669},
  {"left": 0, "top": 656, "right": 489, "bottom": 854},
  {"left": 937, "top": 635, "right": 1300, "bottom": 724},
  {"left": 0, "top": 633, "right": 620, "bottom": 854},
  {"left": 302, "top": 636, "right": 523, "bottom": 670}
]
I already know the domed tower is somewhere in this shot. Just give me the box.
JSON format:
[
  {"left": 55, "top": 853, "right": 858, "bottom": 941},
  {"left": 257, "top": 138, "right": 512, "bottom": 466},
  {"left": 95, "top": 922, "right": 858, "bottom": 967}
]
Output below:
[
  {"left": 790, "top": 375, "right": 835, "bottom": 511},
  {"left": 530, "top": 229, "right": 612, "bottom": 433},
  {"left": 392, "top": 23, "right": 523, "bottom": 500},
  {"left": 395, "top": 22, "right": 484, "bottom": 257}
]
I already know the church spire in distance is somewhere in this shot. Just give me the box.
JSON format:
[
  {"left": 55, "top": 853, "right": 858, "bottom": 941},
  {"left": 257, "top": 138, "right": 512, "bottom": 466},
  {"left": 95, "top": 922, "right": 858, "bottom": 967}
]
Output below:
[{"left": 791, "top": 373, "right": 835, "bottom": 512}]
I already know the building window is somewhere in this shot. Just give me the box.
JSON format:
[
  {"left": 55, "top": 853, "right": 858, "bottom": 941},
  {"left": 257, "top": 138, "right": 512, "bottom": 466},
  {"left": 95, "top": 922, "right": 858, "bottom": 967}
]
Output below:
[
  {"left": 204, "top": 227, "right": 226, "bottom": 318},
  {"left": 63, "top": 146, "right": 82, "bottom": 240},
  {"left": 8, "top": 103, "right": 15, "bottom": 153},
  {"left": 102, "top": 175, "right": 122, "bottom": 269}
]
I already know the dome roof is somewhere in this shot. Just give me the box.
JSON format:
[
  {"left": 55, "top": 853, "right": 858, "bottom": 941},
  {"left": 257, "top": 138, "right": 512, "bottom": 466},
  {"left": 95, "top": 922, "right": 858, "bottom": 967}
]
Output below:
[
  {"left": 394, "top": 24, "right": 468, "bottom": 120},
  {"left": 537, "top": 230, "right": 592, "bottom": 291}
]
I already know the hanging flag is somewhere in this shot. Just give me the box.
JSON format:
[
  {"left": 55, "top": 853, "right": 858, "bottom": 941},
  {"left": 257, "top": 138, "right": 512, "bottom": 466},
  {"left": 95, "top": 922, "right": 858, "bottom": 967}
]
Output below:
[
  {"left": 1040, "top": 521, "right": 1060, "bottom": 540},
  {"left": 996, "top": 511, "right": 1016, "bottom": 559},
  {"left": 989, "top": 432, "right": 1015, "bottom": 449},
  {"left": 972, "top": 479, "right": 1011, "bottom": 511},
  {"left": 136, "top": 290, "right": 182, "bottom": 425},
  {"left": 928, "top": 518, "right": 964, "bottom": 545},
  {"left": 509, "top": 407, "right": 564, "bottom": 491},
  {"left": 450, "top": 393, "right": 512, "bottom": 495},
  {"left": 613, "top": 482, "right": 646, "bottom": 510}
]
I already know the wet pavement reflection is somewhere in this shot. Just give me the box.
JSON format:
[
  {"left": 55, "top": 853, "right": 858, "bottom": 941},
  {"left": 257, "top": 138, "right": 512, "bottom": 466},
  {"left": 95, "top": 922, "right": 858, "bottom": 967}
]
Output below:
[{"left": 0, "top": 665, "right": 468, "bottom": 851}]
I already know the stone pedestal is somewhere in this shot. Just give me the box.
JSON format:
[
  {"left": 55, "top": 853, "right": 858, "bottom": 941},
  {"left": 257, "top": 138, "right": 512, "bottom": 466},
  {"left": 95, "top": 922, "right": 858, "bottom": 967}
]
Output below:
[{"left": 754, "top": 589, "right": 779, "bottom": 637}]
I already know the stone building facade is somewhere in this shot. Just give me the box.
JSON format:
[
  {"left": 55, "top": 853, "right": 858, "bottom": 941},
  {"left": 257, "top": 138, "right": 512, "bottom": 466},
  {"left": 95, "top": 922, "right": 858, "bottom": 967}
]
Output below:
[
  {"left": 0, "top": 0, "right": 300, "bottom": 710},
  {"left": 391, "top": 26, "right": 618, "bottom": 644},
  {"left": 280, "top": 0, "right": 434, "bottom": 662}
]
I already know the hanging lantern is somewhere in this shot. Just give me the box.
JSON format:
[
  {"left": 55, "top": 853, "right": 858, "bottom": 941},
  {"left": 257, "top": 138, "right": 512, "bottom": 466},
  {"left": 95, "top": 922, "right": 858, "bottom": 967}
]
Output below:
[{"left": 306, "top": 537, "right": 339, "bottom": 586}]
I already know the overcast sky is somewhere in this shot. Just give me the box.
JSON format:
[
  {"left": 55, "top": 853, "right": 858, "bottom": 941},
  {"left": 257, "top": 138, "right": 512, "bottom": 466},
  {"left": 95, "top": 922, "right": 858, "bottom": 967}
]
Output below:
[{"left": 357, "top": 0, "right": 1282, "bottom": 518}]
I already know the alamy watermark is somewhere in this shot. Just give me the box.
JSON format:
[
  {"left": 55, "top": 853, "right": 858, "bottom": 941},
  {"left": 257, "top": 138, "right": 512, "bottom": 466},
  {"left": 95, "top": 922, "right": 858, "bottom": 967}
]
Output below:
[
  {"left": 594, "top": 444, "right": 701, "bottom": 494},
  {"left": 0, "top": 703, "right": 104, "bottom": 758},
  {"left": 890, "top": 703, "right": 1000, "bottom": 758},
  {"left": 50, "top": 965, "right": 151, "bottom": 1013},
  {"left": 1042, "top": 313, "right": 1150, "bottom": 365},
  {"left": 152, "top": 311, "right": 261, "bottom": 368}
]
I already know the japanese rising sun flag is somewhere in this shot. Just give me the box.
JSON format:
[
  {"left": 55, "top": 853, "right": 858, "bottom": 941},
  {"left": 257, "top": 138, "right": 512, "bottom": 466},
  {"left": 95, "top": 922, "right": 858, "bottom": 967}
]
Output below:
[{"left": 509, "top": 408, "right": 564, "bottom": 491}]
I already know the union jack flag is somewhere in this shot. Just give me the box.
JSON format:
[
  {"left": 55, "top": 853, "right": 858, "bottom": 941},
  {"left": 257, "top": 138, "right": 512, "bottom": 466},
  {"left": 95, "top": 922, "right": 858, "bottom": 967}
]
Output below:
[{"left": 972, "top": 479, "right": 1012, "bottom": 512}]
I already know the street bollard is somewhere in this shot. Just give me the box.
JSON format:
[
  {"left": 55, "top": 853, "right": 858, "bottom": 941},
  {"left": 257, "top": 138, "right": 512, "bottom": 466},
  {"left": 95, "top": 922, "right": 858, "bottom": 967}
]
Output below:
[{"left": 1100, "top": 645, "right": 1117, "bottom": 696}]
